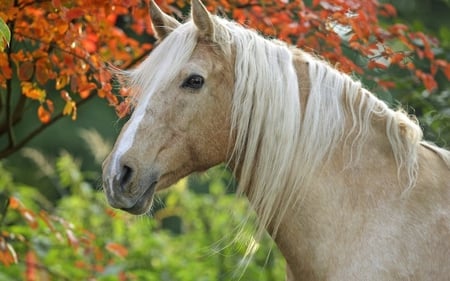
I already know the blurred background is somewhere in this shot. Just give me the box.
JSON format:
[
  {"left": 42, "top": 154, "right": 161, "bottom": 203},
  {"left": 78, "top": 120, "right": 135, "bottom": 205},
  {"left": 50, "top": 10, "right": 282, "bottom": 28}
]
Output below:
[{"left": 0, "top": 0, "right": 449, "bottom": 280}]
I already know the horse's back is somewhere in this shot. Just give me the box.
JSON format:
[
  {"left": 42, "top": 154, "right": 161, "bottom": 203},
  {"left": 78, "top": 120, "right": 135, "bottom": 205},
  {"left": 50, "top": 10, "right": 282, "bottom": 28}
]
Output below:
[
  {"left": 383, "top": 143, "right": 450, "bottom": 281},
  {"left": 334, "top": 144, "right": 449, "bottom": 281}
]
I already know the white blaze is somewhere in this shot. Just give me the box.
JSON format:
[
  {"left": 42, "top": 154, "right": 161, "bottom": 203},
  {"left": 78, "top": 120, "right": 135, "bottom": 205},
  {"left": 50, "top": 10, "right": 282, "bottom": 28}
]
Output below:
[{"left": 107, "top": 22, "right": 199, "bottom": 184}]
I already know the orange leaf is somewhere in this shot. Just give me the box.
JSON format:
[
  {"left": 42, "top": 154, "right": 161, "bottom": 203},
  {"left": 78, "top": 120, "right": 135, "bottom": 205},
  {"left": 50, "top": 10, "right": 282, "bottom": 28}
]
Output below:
[
  {"left": 106, "top": 92, "right": 119, "bottom": 105},
  {"left": 9, "top": 197, "right": 21, "bottom": 209},
  {"left": 416, "top": 70, "right": 437, "bottom": 92},
  {"left": 79, "top": 90, "right": 90, "bottom": 99},
  {"left": 38, "top": 105, "right": 51, "bottom": 124},
  {"left": 0, "top": 238, "right": 18, "bottom": 267},
  {"left": 79, "top": 82, "right": 97, "bottom": 99},
  {"left": 434, "top": 59, "right": 450, "bottom": 79},
  {"left": 422, "top": 74, "right": 438, "bottom": 92},
  {"left": 106, "top": 242, "right": 128, "bottom": 258},
  {"left": 21, "top": 82, "right": 46, "bottom": 101},
  {"left": 390, "top": 53, "right": 405, "bottom": 64},
  {"left": 56, "top": 75, "right": 68, "bottom": 90},
  {"left": 45, "top": 99, "right": 54, "bottom": 114},
  {"left": 119, "top": 87, "right": 130, "bottom": 97}
]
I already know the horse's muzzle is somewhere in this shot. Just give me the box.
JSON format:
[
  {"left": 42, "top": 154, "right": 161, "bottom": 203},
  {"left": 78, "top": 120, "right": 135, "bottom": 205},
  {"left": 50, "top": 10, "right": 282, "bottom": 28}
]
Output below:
[{"left": 103, "top": 161, "right": 160, "bottom": 215}]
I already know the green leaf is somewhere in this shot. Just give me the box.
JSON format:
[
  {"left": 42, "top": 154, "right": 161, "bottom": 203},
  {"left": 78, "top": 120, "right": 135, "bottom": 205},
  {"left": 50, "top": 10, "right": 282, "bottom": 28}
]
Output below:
[{"left": 0, "top": 18, "right": 11, "bottom": 52}]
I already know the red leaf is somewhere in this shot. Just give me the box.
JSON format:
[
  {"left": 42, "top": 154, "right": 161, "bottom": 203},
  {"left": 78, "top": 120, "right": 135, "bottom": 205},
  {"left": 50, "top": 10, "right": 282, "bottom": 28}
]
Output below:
[
  {"left": 116, "top": 100, "right": 131, "bottom": 118},
  {"left": 35, "top": 59, "right": 50, "bottom": 85},
  {"left": 368, "top": 60, "right": 388, "bottom": 70},
  {"left": 18, "top": 61, "right": 34, "bottom": 81},
  {"left": 52, "top": 0, "right": 61, "bottom": 8},
  {"left": 25, "top": 251, "right": 37, "bottom": 281},
  {"left": 444, "top": 63, "right": 450, "bottom": 80},
  {"left": 422, "top": 74, "right": 438, "bottom": 92},
  {"left": 65, "top": 8, "right": 85, "bottom": 21},
  {"left": 381, "top": 3, "right": 397, "bottom": 17},
  {"left": 378, "top": 79, "right": 396, "bottom": 89}
]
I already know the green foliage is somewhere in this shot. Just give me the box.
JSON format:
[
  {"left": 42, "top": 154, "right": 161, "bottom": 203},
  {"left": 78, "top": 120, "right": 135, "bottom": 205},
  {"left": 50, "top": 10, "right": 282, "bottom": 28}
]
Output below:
[
  {"left": 0, "top": 133, "right": 285, "bottom": 280},
  {"left": 0, "top": 17, "right": 10, "bottom": 52}
]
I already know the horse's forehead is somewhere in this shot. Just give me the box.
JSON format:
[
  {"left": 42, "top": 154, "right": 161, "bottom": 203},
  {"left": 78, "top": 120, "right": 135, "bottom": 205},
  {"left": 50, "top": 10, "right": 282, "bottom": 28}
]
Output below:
[{"left": 192, "top": 41, "right": 233, "bottom": 72}]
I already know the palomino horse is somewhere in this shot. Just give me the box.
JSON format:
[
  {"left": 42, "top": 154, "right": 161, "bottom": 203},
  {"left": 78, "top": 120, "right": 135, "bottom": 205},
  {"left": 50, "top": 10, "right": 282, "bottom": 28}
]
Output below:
[{"left": 102, "top": 0, "right": 450, "bottom": 280}]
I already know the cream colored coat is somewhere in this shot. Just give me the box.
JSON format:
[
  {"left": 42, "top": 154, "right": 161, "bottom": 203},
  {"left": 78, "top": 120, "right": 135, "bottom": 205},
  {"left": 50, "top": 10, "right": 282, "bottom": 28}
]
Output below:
[{"left": 102, "top": 1, "right": 450, "bottom": 280}]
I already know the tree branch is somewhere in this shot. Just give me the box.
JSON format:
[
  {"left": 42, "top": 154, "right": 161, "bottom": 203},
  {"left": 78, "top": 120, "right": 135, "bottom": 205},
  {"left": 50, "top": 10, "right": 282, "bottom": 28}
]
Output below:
[
  {"left": 4, "top": 6, "right": 18, "bottom": 150},
  {"left": 0, "top": 95, "right": 26, "bottom": 136},
  {"left": 0, "top": 95, "right": 95, "bottom": 159}
]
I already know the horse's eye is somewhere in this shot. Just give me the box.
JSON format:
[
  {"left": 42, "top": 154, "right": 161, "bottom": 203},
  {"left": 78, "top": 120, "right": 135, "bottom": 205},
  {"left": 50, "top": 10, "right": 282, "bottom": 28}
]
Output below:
[{"left": 181, "top": 74, "right": 204, "bottom": 90}]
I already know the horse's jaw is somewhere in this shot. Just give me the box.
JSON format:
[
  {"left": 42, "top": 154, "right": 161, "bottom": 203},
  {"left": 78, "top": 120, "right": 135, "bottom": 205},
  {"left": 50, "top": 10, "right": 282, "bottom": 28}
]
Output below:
[{"left": 115, "top": 182, "right": 157, "bottom": 215}]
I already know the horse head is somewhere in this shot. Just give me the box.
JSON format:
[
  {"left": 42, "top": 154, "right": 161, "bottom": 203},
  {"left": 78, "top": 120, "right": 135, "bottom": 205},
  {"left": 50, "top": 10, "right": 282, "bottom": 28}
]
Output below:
[{"left": 102, "top": 0, "right": 233, "bottom": 214}]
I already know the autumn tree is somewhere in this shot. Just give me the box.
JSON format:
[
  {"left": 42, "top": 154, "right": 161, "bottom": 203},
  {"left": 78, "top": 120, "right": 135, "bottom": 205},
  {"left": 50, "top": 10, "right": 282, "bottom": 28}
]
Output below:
[
  {"left": 0, "top": 0, "right": 449, "bottom": 278},
  {"left": 0, "top": 0, "right": 153, "bottom": 158},
  {"left": 0, "top": 0, "right": 449, "bottom": 159}
]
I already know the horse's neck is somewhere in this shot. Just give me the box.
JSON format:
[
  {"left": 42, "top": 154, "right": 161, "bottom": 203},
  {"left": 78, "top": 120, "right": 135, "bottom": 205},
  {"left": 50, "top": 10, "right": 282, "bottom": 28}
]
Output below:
[
  {"left": 274, "top": 51, "right": 408, "bottom": 279},
  {"left": 273, "top": 138, "right": 398, "bottom": 279}
]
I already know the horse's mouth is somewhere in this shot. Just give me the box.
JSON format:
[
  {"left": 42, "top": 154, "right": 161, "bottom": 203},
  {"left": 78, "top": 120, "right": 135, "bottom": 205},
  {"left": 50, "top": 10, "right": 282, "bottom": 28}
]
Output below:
[{"left": 120, "top": 181, "right": 157, "bottom": 215}]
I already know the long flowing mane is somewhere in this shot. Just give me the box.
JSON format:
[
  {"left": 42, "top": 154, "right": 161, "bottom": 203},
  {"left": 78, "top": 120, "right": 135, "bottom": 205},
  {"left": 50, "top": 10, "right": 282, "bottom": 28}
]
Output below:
[
  {"left": 124, "top": 14, "right": 425, "bottom": 242},
  {"left": 211, "top": 17, "right": 424, "bottom": 240}
]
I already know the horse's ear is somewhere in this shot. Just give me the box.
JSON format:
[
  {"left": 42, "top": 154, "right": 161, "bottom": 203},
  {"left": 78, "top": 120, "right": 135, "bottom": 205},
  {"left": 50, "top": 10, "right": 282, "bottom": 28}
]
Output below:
[
  {"left": 191, "top": 0, "right": 214, "bottom": 39},
  {"left": 149, "top": 0, "right": 180, "bottom": 40}
]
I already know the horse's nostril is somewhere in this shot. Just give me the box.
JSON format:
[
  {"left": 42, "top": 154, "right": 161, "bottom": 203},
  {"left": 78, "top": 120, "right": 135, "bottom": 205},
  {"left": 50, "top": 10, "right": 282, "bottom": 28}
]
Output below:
[{"left": 120, "top": 165, "right": 133, "bottom": 189}]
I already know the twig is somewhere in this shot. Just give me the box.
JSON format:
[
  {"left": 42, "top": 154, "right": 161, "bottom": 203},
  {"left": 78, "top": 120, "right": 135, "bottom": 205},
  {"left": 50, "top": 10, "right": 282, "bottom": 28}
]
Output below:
[
  {"left": 0, "top": 94, "right": 95, "bottom": 159},
  {"left": 0, "top": 95, "right": 26, "bottom": 135}
]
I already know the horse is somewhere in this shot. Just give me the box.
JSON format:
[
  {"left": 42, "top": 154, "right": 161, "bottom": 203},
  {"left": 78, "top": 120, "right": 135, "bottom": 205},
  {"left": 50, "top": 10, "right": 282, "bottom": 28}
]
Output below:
[{"left": 102, "top": 0, "right": 450, "bottom": 280}]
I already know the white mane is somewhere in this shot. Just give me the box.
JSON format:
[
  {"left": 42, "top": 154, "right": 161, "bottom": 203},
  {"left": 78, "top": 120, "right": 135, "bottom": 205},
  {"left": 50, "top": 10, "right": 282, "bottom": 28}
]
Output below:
[
  {"left": 124, "top": 14, "right": 423, "bottom": 246},
  {"left": 211, "top": 17, "right": 423, "bottom": 241}
]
